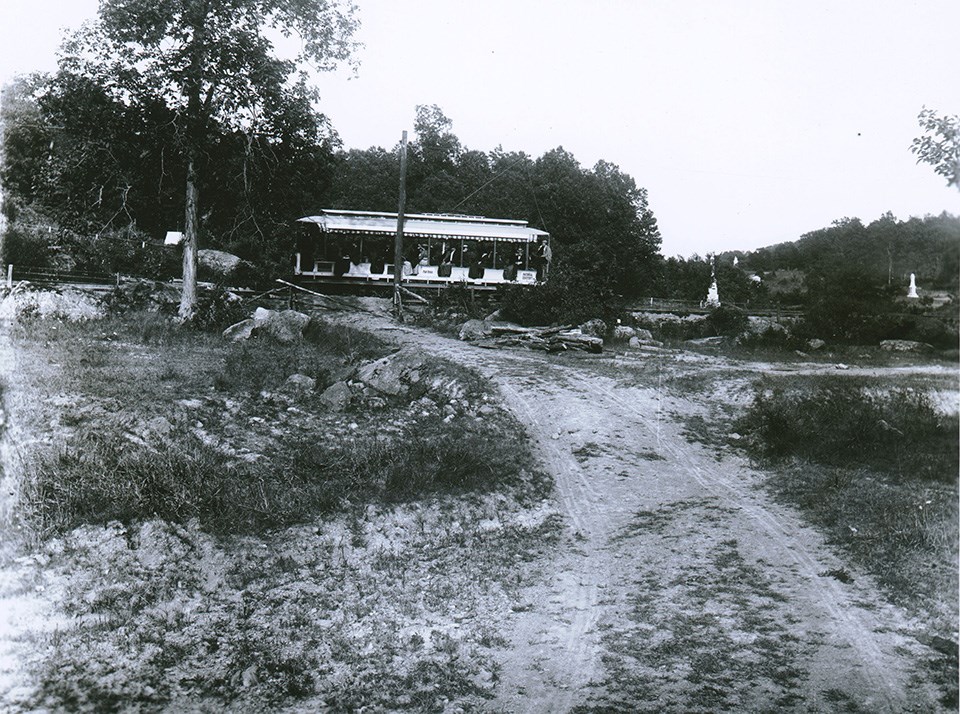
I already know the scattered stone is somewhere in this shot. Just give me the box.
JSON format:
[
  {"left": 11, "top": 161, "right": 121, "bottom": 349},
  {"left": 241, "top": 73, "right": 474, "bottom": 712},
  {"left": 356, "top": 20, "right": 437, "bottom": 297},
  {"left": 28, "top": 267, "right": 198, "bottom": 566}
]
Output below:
[
  {"left": 613, "top": 325, "right": 636, "bottom": 340},
  {"left": 319, "top": 381, "right": 351, "bottom": 411},
  {"left": 283, "top": 373, "right": 316, "bottom": 397},
  {"left": 222, "top": 318, "right": 256, "bottom": 342},
  {"left": 879, "top": 339, "right": 934, "bottom": 354},
  {"left": 579, "top": 318, "right": 607, "bottom": 338},
  {"left": 144, "top": 416, "right": 174, "bottom": 438},
  {"left": 806, "top": 338, "right": 826, "bottom": 351},
  {"left": 458, "top": 319, "right": 490, "bottom": 341},
  {"left": 634, "top": 328, "right": 655, "bottom": 342}
]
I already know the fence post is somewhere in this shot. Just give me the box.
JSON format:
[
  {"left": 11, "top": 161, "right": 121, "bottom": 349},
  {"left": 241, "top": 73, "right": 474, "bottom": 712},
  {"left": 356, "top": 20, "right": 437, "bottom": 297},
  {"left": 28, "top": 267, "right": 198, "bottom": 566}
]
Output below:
[
  {"left": 6, "top": 264, "right": 12, "bottom": 289},
  {"left": 116, "top": 272, "right": 120, "bottom": 287}
]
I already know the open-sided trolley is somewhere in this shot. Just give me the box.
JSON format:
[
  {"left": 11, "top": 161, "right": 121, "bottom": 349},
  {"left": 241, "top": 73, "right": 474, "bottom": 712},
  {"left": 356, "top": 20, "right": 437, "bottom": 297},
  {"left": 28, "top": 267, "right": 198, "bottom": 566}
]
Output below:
[{"left": 294, "top": 210, "right": 550, "bottom": 288}]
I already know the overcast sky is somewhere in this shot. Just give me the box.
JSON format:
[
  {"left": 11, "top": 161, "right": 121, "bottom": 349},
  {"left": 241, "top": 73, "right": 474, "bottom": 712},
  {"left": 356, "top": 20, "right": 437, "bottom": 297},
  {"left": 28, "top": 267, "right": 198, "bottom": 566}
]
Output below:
[{"left": 2, "top": 0, "right": 958, "bottom": 256}]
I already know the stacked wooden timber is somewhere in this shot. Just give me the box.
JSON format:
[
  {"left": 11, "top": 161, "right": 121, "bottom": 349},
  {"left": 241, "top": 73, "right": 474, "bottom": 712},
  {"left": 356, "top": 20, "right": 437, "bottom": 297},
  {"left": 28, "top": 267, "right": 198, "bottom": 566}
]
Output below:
[{"left": 474, "top": 324, "right": 603, "bottom": 353}]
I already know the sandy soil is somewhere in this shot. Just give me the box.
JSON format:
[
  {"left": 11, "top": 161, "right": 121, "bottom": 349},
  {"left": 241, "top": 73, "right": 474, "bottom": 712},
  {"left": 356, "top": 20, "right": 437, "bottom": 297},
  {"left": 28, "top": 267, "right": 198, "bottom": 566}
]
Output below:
[{"left": 334, "top": 308, "right": 951, "bottom": 712}]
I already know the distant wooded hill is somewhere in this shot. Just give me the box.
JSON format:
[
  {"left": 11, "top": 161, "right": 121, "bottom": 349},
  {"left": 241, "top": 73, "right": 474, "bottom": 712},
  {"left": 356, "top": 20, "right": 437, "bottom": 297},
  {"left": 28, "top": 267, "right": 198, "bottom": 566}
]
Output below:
[{"left": 722, "top": 212, "right": 960, "bottom": 294}]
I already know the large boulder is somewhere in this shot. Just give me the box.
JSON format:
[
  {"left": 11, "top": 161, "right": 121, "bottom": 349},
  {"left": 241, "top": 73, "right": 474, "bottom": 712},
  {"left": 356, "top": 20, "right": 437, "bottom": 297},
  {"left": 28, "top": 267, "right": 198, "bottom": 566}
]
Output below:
[
  {"left": 458, "top": 319, "right": 490, "bottom": 341},
  {"left": 0, "top": 285, "right": 104, "bottom": 323},
  {"left": 356, "top": 348, "right": 428, "bottom": 396},
  {"left": 223, "top": 307, "right": 310, "bottom": 343},
  {"left": 259, "top": 309, "right": 310, "bottom": 343},
  {"left": 613, "top": 325, "right": 637, "bottom": 340},
  {"left": 198, "top": 249, "right": 243, "bottom": 276}
]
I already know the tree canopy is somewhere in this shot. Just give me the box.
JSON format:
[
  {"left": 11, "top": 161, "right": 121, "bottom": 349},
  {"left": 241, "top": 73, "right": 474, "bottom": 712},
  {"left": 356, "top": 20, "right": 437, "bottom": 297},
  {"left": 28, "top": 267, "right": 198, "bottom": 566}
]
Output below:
[{"left": 52, "top": 0, "right": 360, "bottom": 317}]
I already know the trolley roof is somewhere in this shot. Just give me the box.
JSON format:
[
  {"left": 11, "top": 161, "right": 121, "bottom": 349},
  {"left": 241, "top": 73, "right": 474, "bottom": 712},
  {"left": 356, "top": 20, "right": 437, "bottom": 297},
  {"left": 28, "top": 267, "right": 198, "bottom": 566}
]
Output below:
[{"left": 297, "top": 209, "right": 548, "bottom": 243}]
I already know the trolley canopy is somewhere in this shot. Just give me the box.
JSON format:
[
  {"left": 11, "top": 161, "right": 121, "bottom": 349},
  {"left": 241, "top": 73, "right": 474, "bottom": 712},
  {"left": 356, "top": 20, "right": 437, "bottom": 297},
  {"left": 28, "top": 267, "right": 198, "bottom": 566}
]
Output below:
[{"left": 297, "top": 209, "right": 548, "bottom": 243}]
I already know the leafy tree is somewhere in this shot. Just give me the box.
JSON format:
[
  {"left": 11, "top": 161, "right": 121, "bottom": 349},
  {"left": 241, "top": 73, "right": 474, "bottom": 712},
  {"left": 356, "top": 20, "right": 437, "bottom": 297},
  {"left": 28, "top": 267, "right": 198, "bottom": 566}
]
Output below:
[
  {"left": 58, "top": 0, "right": 359, "bottom": 318},
  {"left": 911, "top": 107, "right": 960, "bottom": 190}
]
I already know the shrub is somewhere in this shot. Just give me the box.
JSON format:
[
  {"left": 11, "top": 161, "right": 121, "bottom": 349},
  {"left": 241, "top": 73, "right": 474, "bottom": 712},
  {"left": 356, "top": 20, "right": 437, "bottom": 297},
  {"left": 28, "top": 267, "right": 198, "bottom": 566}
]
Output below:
[
  {"left": 701, "top": 305, "right": 749, "bottom": 337},
  {"left": 499, "top": 270, "right": 618, "bottom": 326},
  {"left": 189, "top": 287, "right": 249, "bottom": 332}
]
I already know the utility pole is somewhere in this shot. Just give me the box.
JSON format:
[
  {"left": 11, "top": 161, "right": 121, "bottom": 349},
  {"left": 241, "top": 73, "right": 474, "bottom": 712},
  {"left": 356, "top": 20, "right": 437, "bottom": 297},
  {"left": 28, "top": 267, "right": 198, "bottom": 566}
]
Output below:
[{"left": 394, "top": 130, "right": 408, "bottom": 320}]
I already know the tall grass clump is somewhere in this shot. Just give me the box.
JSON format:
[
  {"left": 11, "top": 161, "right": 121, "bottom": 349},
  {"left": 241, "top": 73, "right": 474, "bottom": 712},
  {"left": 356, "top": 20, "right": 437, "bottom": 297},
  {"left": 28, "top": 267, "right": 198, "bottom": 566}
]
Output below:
[
  {"left": 19, "top": 431, "right": 264, "bottom": 537},
  {"left": 214, "top": 320, "right": 390, "bottom": 393},
  {"left": 290, "top": 414, "right": 547, "bottom": 507},
  {"left": 737, "top": 378, "right": 958, "bottom": 483},
  {"left": 21, "top": 410, "right": 547, "bottom": 537}
]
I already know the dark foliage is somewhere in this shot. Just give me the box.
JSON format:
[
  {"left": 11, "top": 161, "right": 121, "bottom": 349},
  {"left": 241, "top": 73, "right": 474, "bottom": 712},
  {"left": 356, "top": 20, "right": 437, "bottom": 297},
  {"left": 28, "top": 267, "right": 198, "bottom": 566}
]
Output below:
[
  {"left": 735, "top": 213, "right": 960, "bottom": 293},
  {"left": 498, "top": 268, "right": 620, "bottom": 326}
]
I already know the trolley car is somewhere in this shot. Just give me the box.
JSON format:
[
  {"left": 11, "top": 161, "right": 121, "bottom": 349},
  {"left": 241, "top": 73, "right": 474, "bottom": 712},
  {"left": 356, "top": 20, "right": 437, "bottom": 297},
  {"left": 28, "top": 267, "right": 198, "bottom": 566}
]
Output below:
[{"left": 294, "top": 209, "right": 550, "bottom": 289}]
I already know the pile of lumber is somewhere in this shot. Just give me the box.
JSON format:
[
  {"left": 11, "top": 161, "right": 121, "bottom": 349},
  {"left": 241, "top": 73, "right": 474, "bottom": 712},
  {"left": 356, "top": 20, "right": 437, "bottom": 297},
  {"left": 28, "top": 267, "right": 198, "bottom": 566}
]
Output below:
[{"left": 475, "top": 325, "right": 603, "bottom": 353}]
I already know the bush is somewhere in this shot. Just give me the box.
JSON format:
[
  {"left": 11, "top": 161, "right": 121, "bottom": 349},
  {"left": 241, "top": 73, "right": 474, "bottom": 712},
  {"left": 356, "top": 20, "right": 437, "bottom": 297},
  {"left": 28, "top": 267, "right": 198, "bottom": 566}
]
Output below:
[
  {"left": 499, "top": 270, "right": 618, "bottom": 326},
  {"left": 701, "top": 305, "right": 749, "bottom": 337},
  {"left": 1, "top": 222, "right": 52, "bottom": 268},
  {"left": 737, "top": 378, "right": 958, "bottom": 483},
  {"left": 189, "top": 287, "right": 249, "bottom": 332}
]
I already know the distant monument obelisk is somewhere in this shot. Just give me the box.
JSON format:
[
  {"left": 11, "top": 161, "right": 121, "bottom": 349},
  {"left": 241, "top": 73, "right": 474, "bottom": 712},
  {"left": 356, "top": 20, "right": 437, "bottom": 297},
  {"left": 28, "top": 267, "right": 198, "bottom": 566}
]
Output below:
[
  {"left": 907, "top": 273, "right": 919, "bottom": 299},
  {"left": 705, "top": 255, "right": 720, "bottom": 307}
]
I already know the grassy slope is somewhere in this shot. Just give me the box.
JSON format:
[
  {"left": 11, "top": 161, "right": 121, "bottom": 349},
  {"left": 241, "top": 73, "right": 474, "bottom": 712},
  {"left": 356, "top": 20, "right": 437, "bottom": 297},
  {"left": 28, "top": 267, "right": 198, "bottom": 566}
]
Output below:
[{"left": 6, "top": 311, "right": 558, "bottom": 712}]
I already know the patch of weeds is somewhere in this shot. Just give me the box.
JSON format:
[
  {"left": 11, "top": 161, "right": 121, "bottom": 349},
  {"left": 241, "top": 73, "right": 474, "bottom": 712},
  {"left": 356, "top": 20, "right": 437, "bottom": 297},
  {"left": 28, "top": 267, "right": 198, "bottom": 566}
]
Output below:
[
  {"left": 572, "top": 441, "right": 604, "bottom": 462},
  {"left": 736, "top": 376, "right": 958, "bottom": 483},
  {"left": 820, "top": 568, "right": 854, "bottom": 584},
  {"left": 302, "top": 318, "right": 392, "bottom": 361},
  {"left": 213, "top": 341, "right": 333, "bottom": 394},
  {"left": 288, "top": 405, "right": 552, "bottom": 512},
  {"left": 20, "top": 429, "right": 259, "bottom": 536}
]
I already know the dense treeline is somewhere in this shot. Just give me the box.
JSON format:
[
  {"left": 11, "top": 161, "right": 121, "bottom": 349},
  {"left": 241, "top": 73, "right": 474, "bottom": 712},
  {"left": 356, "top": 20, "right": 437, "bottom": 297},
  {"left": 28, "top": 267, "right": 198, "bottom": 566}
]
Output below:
[
  {"left": 726, "top": 213, "right": 960, "bottom": 293},
  {"left": 2, "top": 70, "right": 661, "bottom": 299}
]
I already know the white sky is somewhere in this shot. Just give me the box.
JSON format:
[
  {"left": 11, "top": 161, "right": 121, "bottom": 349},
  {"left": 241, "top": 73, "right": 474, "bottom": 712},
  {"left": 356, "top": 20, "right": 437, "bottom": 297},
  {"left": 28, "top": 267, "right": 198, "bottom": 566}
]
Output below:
[{"left": 2, "top": 0, "right": 958, "bottom": 256}]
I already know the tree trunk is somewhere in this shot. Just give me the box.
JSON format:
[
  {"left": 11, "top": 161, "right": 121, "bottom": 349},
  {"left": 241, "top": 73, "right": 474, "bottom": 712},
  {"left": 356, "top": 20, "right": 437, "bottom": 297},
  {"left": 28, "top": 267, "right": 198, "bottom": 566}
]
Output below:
[{"left": 179, "top": 155, "right": 199, "bottom": 321}]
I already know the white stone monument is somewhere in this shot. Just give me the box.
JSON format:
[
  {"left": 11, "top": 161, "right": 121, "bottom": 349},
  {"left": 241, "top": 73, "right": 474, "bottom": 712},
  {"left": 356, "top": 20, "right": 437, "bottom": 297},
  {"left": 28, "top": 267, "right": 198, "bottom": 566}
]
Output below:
[
  {"left": 705, "top": 255, "right": 720, "bottom": 307},
  {"left": 907, "top": 273, "right": 919, "bottom": 299}
]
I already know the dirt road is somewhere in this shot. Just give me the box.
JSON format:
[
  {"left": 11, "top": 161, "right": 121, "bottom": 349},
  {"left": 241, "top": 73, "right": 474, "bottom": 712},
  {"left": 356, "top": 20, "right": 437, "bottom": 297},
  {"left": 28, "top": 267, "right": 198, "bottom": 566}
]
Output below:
[{"left": 342, "top": 309, "right": 947, "bottom": 712}]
